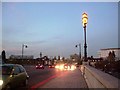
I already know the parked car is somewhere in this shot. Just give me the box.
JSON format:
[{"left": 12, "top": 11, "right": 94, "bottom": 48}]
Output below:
[
  {"left": 36, "top": 64, "right": 44, "bottom": 69},
  {"left": 0, "top": 64, "right": 29, "bottom": 90}
]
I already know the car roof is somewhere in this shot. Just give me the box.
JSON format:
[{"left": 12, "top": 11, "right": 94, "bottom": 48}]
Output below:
[{"left": 1, "top": 64, "right": 22, "bottom": 67}]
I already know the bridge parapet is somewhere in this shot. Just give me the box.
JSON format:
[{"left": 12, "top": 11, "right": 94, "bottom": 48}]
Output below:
[{"left": 80, "top": 64, "right": 119, "bottom": 89}]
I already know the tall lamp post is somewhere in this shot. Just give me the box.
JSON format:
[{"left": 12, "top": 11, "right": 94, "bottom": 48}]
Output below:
[
  {"left": 82, "top": 12, "right": 88, "bottom": 62},
  {"left": 22, "top": 44, "right": 28, "bottom": 61},
  {"left": 75, "top": 44, "right": 81, "bottom": 62}
]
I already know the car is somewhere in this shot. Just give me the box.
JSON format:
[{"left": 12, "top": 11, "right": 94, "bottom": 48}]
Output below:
[
  {"left": 0, "top": 64, "right": 29, "bottom": 90},
  {"left": 36, "top": 64, "right": 44, "bottom": 69},
  {"left": 49, "top": 65, "right": 55, "bottom": 68},
  {"left": 64, "top": 64, "right": 68, "bottom": 69}
]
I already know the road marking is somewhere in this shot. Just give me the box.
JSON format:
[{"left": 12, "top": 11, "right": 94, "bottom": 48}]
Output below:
[
  {"left": 30, "top": 74, "right": 58, "bottom": 89},
  {"left": 30, "top": 70, "right": 68, "bottom": 89}
]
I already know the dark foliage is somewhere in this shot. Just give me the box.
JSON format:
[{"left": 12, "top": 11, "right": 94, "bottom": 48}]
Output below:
[{"left": 2, "top": 50, "right": 6, "bottom": 63}]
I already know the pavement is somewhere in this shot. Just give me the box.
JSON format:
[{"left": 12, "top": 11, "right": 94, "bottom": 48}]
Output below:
[{"left": 39, "top": 68, "right": 88, "bottom": 89}]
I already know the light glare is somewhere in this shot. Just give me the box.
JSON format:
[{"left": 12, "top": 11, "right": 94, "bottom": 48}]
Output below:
[{"left": 0, "top": 80, "right": 3, "bottom": 86}]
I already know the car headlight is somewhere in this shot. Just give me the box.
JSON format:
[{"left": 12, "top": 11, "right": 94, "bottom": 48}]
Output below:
[{"left": 0, "top": 80, "right": 3, "bottom": 86}]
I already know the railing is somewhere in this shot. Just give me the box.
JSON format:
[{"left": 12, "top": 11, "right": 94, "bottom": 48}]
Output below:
[
  {"left": 89, "top": 60, "right": 120, "bottom": 79},
  {"left": 80, "top": 64, "right": 119, "bottom": 89}
]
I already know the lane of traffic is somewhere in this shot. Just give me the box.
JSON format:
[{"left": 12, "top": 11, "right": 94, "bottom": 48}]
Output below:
[{"left": 24, "top": 66, "right": 59, "bottom": 88}]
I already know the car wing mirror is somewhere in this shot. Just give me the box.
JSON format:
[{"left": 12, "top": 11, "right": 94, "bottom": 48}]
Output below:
[{"left": 11, "top": 72, "right": 18, "bottom": 76}]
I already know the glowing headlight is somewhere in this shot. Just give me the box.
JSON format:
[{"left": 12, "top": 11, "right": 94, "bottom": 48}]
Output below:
[
  {"left": 0, "top": 80, "right": 3, "bottom": 86},
  {"left": 55, "top": 65, "right": 59, "bottom": 69},
  {"left": 59, "top": 65, "right": 64, "bottom": 70}
]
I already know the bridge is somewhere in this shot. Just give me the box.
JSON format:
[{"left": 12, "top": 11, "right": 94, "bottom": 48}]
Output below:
[{"left": 80, "top": 62, "right": 119, "bottom": 89}]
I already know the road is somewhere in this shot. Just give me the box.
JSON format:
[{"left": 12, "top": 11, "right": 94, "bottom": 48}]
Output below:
[
  {"left": 16, "top": 65, "right": 87, "bottom": 89},
  {"left": 20, "top": 65, "right": 66, "bottom": 89}
]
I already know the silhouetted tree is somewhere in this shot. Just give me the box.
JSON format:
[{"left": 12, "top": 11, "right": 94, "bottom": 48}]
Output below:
[
  {"left": 62, "top": 57, "right": 65, "bottom": 60},
  {"left": 91, "top": 56, "right": 93, "bottom": 59},
  {"left": 112, "top": 51, "right": 115, "bottom": 61},
  {"left": 53, "top": 56, "right": 56, "bottom": 60},
  {"left": 108, "top": 51, "right": 112, "bottom": 62},
  {"left": 108, "top": 51, "right": 116, "bottom": 62},
  {"left": 2, "top": 50, "right": 6, "bottom": 63},
  {"left": 44, "top": 56, "right": 49, "bottom": 60}
]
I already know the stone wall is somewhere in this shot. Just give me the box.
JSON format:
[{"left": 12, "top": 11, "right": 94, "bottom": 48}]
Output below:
[{"left": 80, "top": 64, "right": 119, "bottom": 89}]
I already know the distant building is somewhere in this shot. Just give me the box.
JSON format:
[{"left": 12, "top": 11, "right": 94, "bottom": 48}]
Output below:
[
  {"left": 98, "top": 48, "right": 120, "bottom": 60},
  {"left": 9, "top": 55, "right": 34, "bottom": 60}
]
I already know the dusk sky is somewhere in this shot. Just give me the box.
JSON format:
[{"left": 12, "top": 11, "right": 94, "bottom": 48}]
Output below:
[{"left": 1, "top": 2, "right": 118, "bottom": 58}]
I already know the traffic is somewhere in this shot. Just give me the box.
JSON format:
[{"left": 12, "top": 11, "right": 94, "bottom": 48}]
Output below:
[{"left": 0, "top": 58, "right": 78, "bottom": 90}]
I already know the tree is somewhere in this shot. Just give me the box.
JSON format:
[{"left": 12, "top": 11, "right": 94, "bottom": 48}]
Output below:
[
  {"left": 112, "top": 51, "right": 115, "bottom": 61},
  {"left": 2, "top": 50, "right": 6, "bottom": 63},
  {"left": 108, "top": 51, "right": 116, "bottom": 62},
  {"left": 53, "top": 56, "right": 56, "bottom": 60},
  {"left": 62, "top": 57, "right": 65, "bottom": 60}
]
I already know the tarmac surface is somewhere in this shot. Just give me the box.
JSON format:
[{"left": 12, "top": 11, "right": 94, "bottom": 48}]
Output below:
[{"left": 40, "top": 68, "right": 88, "bottom": 88}]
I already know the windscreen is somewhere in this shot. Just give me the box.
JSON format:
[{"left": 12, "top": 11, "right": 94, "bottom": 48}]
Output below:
[{"left": 2, "top": 66, "right": 13, "bottom": 75}]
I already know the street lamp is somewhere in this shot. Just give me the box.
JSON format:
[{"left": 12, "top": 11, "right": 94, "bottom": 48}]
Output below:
[
  {"left": 22, "top": 44, "right": 28, "bottom": 61},
  {"left": 75, "top": 44, "right": 81, "bottom": 61},
  {"left": 82, "top": 12, "right": 88, "bottom": 62}
]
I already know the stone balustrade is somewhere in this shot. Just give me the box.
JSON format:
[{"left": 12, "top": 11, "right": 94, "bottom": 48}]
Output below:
[{"left": 80, "top": 64, "right": 119, "bottom": 89}]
